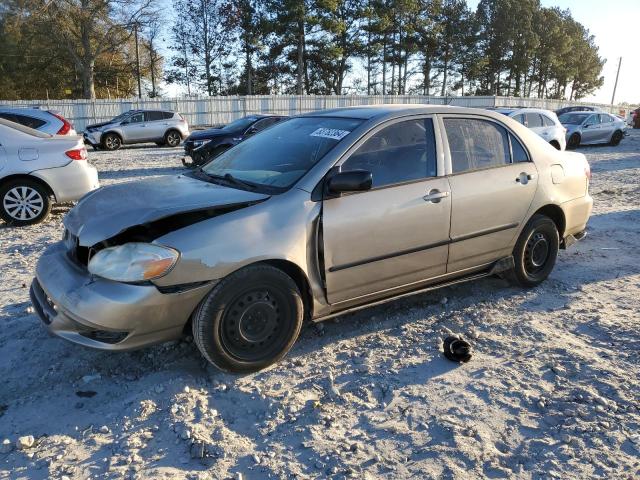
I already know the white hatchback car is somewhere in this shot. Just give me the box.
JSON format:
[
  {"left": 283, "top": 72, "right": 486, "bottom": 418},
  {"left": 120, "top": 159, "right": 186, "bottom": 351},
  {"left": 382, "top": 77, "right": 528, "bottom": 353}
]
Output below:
[
  {"left": 492, "top": 108, "right": 566, "bottom": 150},
  {"left": 0, "top": 118, "right": 99, "bottom": 226}
]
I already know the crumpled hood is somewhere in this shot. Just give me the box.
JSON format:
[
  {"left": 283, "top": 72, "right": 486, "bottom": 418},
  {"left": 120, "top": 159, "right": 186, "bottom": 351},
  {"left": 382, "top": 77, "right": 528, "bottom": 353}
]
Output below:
[
  {"left": 187, "top": 128, "right": 229, "bottom": 141},
  {"left": 64, "top": 175, "right": 270, "bottom": 246},
  {"left": 85, "top": 121, "right": 115, "bottom": 131}
]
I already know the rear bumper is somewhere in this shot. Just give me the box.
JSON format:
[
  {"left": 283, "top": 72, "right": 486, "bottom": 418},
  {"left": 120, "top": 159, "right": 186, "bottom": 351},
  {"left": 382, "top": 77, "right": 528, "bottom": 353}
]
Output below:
[
  {"left": 31, "top": 242, "right": 212, "bottom": 351},
  {"left": 31, "top": 161, "right": 99, "bottom": 203}
]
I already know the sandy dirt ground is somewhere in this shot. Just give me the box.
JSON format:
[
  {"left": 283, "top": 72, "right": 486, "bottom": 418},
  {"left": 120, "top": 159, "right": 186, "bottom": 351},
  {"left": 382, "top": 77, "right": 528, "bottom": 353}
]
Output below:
[{"left": 0, "top": 131, "right": 639, "bottom": 480}]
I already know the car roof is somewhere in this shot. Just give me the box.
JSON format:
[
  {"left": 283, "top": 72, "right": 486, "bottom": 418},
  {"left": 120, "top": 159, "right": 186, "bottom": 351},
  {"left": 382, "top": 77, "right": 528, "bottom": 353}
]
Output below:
[{"left": 301, "top": 104, "right": 543, "bottom": 122}]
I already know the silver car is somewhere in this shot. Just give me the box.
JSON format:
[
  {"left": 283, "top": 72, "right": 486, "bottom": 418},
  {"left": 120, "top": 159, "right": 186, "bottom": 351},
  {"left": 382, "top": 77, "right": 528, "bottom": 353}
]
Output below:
[
  {"left": 0, "top": 118, "right": 99, "bottom": 226},
  {"left": 0, "top": 107, "right": 76, "bottom": 136},
  {"left": 560, "top": 112, "right": 627, "bottom": 149},
  {"left": 83, "top": 110, "right": 190, "bottom": 150},
  {"left": 31, "top": 105, "right": 592, "bottom": 372}
]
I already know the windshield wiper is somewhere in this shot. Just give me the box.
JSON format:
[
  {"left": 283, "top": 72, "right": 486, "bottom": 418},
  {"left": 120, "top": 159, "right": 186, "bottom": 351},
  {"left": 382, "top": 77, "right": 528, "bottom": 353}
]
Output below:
[{"left": 198, "top": 170, "right": 257, "bottom": 190}]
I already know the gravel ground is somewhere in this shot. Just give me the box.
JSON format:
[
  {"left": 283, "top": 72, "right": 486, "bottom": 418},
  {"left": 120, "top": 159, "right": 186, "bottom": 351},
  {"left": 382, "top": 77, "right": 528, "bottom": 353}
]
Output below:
[{"left": 1, "top": 132, "right": 639, "bottom": 480}]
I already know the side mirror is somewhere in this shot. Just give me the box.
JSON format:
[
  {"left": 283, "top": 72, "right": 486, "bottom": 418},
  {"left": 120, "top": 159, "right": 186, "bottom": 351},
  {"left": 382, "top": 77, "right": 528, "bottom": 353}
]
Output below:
[
  {"left": 327, "top": 170, "right": 372, "bottom": 194},
  {"left": 120, "top": 120, "right": 129, "bottom": 125}
]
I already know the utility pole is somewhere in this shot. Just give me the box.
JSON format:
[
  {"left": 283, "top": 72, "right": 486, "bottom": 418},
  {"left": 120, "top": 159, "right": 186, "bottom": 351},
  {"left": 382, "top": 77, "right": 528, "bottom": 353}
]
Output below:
[
  {"left": 134, "top": 22, "right": 142, "bottom": 98},
  {"left": 611, "top": 57, "right": 622, "bottom": 108}
]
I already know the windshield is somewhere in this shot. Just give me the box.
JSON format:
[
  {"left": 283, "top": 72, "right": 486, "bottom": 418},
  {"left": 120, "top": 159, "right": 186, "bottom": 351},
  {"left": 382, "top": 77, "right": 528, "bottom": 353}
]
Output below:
[
  {"left": 110, "top": 112, "right": 131, "bottom": 123},
  {"left": 202, "top": 116, "right": 362, "bottom": 192},
  {"left": 559, "top": 113, "right": 589, "bottom": 125},
  {"left": 221, "top": 116, "right": 259, "bottom": 132}
]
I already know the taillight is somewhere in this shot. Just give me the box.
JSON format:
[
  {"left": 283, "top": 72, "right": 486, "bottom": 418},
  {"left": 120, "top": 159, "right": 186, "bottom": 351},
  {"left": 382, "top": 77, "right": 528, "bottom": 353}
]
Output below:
[
  {"left": 65, "top": 148, "right": 87, "bottom": 160},
  {"left": 49, "top": 111, "right": 73, "bottom": 135}
]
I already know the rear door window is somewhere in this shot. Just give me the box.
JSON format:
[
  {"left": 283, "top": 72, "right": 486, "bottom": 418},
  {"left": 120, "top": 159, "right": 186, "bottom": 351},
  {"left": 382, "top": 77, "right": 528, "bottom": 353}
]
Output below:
[
  {"left": 525, "top": 113, "right": 543, "bottom": 128},
  {"left": 342, "top": 118, "right": 437, "bottom": 188},
  {"left": 145, "top": 111, "right": 164, "bottom": 122},
  {"left": 513, "top": 114, "right": 527, "bottom": 126},
  {"left": 599, "top": 114, "right": 613, "bottom": 123},
  {"left": 444, "top": 118, "right": 510, "bottom": 173}
]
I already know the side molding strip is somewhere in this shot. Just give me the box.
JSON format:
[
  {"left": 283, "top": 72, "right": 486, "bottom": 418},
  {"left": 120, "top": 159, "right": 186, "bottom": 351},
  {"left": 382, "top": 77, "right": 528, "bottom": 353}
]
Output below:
[{"left": 328, "top": 222, "right": 519, "bottom": 273}]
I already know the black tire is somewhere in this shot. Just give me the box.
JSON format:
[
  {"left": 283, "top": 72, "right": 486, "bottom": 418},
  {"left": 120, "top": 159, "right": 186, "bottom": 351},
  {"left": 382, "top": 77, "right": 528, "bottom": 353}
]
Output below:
[
  {"left": 155, "top": 141, "right": 166, "bottom": 146},
  {"left": 567, "top": 133, "right": 581, "bottom": 150},
  {"left": 193, "top": 265, "right": 304, "bottom": 373},
  {"left": 504, "top": 214, "right": 559, "bottom": 288},
  {"left": 102, "top": 132, "right": 122, "bottom": 151},
  {"left": 165, "top": 130, "right": 182, "bottom": 147},
  {"left": 0, "top": 179, "right": 52, "bottom": 226},
  {"left": 609, "top": 130, "right": 623, "bottom": 146}
]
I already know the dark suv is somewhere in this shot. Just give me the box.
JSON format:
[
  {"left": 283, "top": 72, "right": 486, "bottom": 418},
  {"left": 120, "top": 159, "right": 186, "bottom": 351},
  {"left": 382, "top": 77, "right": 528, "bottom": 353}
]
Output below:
[{"left": 183, "top": 114, "right": 288, "bottom": 167}]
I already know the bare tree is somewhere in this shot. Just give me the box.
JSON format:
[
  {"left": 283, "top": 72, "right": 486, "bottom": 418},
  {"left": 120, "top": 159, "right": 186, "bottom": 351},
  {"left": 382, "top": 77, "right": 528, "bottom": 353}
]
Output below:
[{"left": 40, "top": 0, "right": 155, "bottom": 99}]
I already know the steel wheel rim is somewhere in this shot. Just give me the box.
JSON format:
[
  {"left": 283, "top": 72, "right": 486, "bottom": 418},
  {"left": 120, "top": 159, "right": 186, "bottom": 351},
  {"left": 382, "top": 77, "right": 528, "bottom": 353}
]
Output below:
[
  {"left": 167, "top": 132, "right": 180, "bottom": 146},
  {"left": 3, "top": 186, "right": 44, "bottom": 221},
  {"left": 524, "top": 231, "right": 550, "bottom": 274},
  {"left": 220, "top": 288, "right": 291, "bottom": 362}
]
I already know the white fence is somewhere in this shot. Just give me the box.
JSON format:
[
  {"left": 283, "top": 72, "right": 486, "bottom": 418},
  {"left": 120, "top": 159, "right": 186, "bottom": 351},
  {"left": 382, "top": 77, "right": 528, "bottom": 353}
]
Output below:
[{"left": 0, "top": 95, "right": 632, "bottom": 131}]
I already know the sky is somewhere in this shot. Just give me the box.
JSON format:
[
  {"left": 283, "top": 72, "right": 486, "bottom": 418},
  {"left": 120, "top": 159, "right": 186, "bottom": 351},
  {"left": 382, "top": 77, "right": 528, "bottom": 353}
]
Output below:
[
  {"left": 158, "top": 0, "right": 639, "bottom": 105},
  {"left": 465, "top": 0, "right": 639, "bottom": 105}
]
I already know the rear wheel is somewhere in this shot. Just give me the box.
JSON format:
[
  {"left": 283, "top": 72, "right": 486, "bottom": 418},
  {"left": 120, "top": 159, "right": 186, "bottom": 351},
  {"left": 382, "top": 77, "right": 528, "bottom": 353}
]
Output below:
[
  {"left": 609, "top": 130, "right": 623, "bottom": 146},
  {"left": 504, "top": 214, "right": 559, "bottom": 288},
  {"left": 102, "top": 133, "right": 122, "bottom": 151},
  {"left": 0, "top": 180, "right": 51, "bottom": 226},
  {"left": 567, "top": 133, "right": 581, "bottom": 150},
  {"left": 193, "top": 265, "right": 304, "bottom": 373},
  {"left": 165, "top": 130, "right": 182, "bottom": 147}
]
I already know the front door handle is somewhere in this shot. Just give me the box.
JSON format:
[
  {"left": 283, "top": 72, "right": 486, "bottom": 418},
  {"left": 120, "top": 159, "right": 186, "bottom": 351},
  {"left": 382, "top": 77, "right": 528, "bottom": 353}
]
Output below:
[{"left": 423, "top": 189, "right": 450, "bottom": 203}]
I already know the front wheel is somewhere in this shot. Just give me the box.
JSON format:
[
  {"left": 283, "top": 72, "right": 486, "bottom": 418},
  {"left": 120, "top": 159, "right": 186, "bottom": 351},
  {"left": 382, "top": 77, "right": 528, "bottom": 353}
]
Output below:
[
  {"left": 102, "top": 133, "right": 122, "bottom": 151},
  {"left": 193, "top": 265, "right": 304, "bottom": 373},
  {"left": 0, "top": 180, "right": 52, "bottom": 226},
  {"left": 504, "top": 214, "right": 559, "bottom": 288},
  {"left": 609, "top": 130, "right": 623, "bottom": 146}
]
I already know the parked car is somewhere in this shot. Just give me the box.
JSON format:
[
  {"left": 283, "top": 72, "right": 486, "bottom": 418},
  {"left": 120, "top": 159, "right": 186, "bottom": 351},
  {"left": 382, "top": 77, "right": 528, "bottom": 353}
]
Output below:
[
  {"left": 627, "top": 107, "right": 640, "bottom": 128},
  {"left": 183, "top": 114, "right": 288, "bottom": 167},
  {"left": 0, "top": 107, "right": 76, "bottom": 136},
  {"left": 491, "top": 107, "right": 566, "bottom": 150},
  {"left": 555, "top": 105, "right": 601, "bottom": 117},
  {"left": 559, "top": 112, "right": 627, "bottom": 148},
  {"left": 83, "top": 110, "right": 189, "bottom": 151},
  {"left": 0, "top": 118, "right": 99, "bottom": 226},
  {"left": 31, "top": 105, "right": 592, "bottom": 372}
]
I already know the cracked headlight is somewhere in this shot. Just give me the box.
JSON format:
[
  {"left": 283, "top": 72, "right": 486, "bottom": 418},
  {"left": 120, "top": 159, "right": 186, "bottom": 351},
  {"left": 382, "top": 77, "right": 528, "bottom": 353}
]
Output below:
[{"left": 88, "top": 243, "right": 179, "bottom": 283}]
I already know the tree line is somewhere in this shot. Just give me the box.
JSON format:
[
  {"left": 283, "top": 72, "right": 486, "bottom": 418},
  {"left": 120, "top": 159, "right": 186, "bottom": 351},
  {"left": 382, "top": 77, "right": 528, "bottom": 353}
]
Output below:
[{"left": 0, "top": 0, "right": 605, "bottom": 101}]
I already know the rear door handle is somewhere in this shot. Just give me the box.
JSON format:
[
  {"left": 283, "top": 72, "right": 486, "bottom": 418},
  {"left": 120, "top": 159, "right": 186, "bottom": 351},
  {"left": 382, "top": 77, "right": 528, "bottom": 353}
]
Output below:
[
  {"left": 423, "top": 190, "right": 450, "bottom": 203},
  {"left": 516, "top": 173, "right": 535, "bottom": 184}
]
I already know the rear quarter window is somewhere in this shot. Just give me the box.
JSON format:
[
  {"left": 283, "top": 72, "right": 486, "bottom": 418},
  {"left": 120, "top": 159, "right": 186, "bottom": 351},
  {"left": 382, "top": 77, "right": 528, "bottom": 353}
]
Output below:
[
  {"left": 12, "top": 114, "right": 46, "bottom": 129},
  {"left": 542, "top": 115, "right": 556, "bottom": 127}
]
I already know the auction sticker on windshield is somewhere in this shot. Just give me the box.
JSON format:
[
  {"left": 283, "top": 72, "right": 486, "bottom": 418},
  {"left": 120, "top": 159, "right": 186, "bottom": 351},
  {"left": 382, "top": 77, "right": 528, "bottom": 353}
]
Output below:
[{"left": 310, "top": 128, "right": 351, "bottom": 141}]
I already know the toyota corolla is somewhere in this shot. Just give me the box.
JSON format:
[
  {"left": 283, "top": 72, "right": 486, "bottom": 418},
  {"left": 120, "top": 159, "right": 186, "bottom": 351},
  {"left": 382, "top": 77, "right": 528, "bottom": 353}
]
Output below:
[{"left": 30, "top": 105, "right": 592, "bottom": 372}]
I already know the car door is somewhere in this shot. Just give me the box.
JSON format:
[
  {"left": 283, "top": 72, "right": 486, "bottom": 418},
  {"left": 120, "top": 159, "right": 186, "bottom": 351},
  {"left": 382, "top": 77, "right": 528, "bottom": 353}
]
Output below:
[
  {"left": 581, "top": 114, "right": 601, "bottom": 144},
  {"left": 122, "top": 112, "right": 147, "bottom": 142},
  {"left": 598, "top": 114, "right": 615, "bottom": 142},
  {"left": 442, "top": 115, "right": 538, "bottom": 273},
  {"left": 144, "top": 111, "right": 166, "bottom": 140},
  {"left": 322, "top": 116, "right": 451, "bottom": 305}
]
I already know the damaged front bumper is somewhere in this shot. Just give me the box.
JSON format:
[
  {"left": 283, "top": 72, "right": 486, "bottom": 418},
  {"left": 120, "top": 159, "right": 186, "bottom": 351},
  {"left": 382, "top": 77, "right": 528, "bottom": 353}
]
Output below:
[{"left": 30, "top": 242, "right": 213, "bottom": 351}]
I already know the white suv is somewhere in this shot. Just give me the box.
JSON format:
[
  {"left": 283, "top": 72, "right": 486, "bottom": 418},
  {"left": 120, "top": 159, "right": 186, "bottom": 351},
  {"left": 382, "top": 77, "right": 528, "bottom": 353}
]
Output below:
[{"left": 492, "top": 108, "right": 566, "bottom": 150}]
